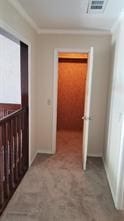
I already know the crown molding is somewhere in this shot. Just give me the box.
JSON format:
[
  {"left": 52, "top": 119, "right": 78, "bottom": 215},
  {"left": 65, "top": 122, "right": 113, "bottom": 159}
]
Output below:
[
  {"left": 111, "top": 11, "right": 124, "bottom": 34},
  {"left": 8, "top": 0, "right": 111, "bottom": 36},
  {"left": 8, "top": 0, "right": 40, "bottom": 33},
  {"left": 38, "top": 28, "right": 111, "bottom": 36}
]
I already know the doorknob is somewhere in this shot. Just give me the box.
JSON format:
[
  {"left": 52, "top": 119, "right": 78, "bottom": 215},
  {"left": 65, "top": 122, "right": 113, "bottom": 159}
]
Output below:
[{"left": 82, "top": 116, "right": 92, "bottom": 120}]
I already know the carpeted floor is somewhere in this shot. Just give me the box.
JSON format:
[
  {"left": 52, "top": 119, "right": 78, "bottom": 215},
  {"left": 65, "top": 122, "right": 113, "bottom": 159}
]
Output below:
[{"left": 1, "top": 130, "right": 124, "bottom": 221}]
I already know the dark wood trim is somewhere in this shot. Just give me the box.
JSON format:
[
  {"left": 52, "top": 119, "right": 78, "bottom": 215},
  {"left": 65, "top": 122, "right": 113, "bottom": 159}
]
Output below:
[
  {"left": 20, "top": 42, "right": 29, "bottom": 169},
  {"left": 59, "top": 58, "right": 88, "bottom": 63},
  {"left": 20, "top": 42, "right": 29, "bottom": 108}
]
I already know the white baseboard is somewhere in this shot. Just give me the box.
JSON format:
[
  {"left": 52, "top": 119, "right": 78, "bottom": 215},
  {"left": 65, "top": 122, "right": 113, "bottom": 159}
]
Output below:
[
  {"left": 37, "top": 149, "right": 53, "bottom": 155},
  {"left": 103, "top": 158, "right": 117, "bottom": 209},
  {"left": 37, "top": 151, "right": 102, "bottom": 157},
  {"left": 88, "top": 153, "right": 103, "bottom": 157},
  {"left": 32, "top": 151, "right": 102, "bottom": 162},
  {"left": 30, "top": 149, "right": 53, "bottom": 165},
  {"left": 29, "top": 151, "right": 37, "bottom": 166}
]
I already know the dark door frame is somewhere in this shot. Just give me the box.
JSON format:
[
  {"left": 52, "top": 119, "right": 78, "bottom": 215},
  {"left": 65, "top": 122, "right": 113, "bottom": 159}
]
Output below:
[{"left": 20, "top": 42, "right": 29, "bottom": 168}]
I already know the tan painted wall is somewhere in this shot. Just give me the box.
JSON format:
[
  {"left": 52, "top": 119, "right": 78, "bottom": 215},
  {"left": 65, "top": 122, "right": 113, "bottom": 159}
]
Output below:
[
  {"left": 57, "top": 61, "right": 87, "bottom": 131},
  {"left": 104, "top": 19, "right": 124, "bottom": 209},
  {"left": 37, "top": 34, "right": 111, "bottom": 156}
]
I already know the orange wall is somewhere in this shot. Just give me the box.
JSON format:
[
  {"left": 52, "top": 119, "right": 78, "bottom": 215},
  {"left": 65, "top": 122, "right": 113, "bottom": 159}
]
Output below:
[
  {"left": 57, "top": 61, "right": 87, "bottom": 131},
  {"left": 59, "top": 53, "right": 88, "bottom": 59}
]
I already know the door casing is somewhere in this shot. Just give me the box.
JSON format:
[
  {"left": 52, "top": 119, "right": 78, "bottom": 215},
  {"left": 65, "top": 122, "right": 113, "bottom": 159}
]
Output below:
[{"left": 52, "top": 48, "right": 93, "bottom": 170}]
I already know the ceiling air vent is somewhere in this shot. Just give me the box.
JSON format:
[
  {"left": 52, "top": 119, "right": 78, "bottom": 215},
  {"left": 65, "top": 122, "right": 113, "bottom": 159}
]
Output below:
[{"left": 87, "top": 0, "right": 108, "bottom": 14}]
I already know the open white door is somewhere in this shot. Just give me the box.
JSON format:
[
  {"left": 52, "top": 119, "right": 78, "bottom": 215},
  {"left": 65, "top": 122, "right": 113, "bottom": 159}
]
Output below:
[{"left": 82, "top": 47, "right": 94, "bottom": 170}]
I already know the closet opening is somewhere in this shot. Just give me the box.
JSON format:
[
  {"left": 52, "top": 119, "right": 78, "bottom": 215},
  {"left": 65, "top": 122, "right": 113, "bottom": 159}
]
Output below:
[{"left": 56, "top": 52, "right": 88, "bottom": 161}]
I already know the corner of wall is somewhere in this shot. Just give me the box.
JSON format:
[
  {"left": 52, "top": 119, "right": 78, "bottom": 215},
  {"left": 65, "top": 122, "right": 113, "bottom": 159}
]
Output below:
[{"left": 102, "top": 157, "right": 117, "bottom": 209}]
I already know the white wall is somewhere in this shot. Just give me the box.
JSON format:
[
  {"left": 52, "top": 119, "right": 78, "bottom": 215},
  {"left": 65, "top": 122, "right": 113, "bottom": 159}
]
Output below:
[
  {"left": 104, "top": 18, "right": 124, "bottom": 209},
  {"left": 0, "top": 34, "right": 21, "bottom": 104},
  {"left": 0, "top": 0, "right": 38, "bottom": 163},
  {"left": 37, "top": 34, "right": 111, "bottom": 156}
]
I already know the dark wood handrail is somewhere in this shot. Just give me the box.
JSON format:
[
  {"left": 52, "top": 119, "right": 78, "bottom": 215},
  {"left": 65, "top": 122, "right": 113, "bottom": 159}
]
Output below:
[
  {"left": 0, "top": 104, "right": 21, "bottom": 120},
  {"left": 0, "top": 108, "right": 27, "bottom": 124}
]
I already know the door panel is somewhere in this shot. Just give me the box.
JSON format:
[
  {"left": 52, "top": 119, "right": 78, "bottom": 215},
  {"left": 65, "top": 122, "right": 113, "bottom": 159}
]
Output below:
[{"left": 82, "top": 47, "right": 94, "bottom": 170}]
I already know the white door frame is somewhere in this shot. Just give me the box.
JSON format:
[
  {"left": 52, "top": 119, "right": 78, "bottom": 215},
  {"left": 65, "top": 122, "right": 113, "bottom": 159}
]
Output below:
[
  {"left": 52, "top": 48, "right": 92, "bottom": 156},
  {"left": 0, "top": 19, "right": 32, "bottom": 166}
]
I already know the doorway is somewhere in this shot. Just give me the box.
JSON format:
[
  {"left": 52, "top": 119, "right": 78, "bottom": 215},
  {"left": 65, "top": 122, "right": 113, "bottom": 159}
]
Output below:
[
  {"left": 56, "top": 52, "right": 88, "bottom": 161},
  {"left": 52, "top": 48, "right": 93, "bottom": 170}
]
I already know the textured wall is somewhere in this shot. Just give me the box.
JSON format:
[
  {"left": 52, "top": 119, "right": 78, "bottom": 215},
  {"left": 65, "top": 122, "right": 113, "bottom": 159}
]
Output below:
[{"left": 57, "top": 61, "right": 87, "bottom": 130}]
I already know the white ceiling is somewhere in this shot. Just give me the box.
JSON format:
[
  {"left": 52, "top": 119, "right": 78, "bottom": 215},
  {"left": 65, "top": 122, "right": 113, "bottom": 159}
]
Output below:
[{"left": 10, "top": 0, "right": 124, "bottom": 33}]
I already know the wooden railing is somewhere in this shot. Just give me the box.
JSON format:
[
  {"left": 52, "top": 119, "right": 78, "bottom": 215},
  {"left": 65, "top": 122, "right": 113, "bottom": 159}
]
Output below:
[
  {"left": 0, "top": 104, "right": 21, "bottom": 119},
  {"left": 0, "top": 108, "right": 28, "bottom": 214}
]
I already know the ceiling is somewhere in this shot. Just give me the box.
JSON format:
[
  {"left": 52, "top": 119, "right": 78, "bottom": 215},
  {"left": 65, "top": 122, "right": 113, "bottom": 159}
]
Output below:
[{"left": 10, "top": 0, "right": 124, "bottom": 34}]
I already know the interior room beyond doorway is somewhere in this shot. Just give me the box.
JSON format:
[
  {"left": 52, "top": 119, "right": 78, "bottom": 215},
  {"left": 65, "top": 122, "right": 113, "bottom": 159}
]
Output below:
[{"left": 56, "top": 52, "right": 88, "bottom": 160}]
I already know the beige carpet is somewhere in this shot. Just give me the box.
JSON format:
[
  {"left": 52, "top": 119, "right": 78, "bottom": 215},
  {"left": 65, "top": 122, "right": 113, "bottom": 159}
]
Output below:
[{"left": 1, "top": 130, "right": 124, "bottom": 221}]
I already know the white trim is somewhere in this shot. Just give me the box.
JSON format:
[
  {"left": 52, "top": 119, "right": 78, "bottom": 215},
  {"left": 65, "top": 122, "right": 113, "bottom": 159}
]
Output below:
[
  {"left": 39, "top": 29, "right": 111, "bottom": 35},
  {"left": 82, "top": 47, "right": 94, "bottom": 171},
  {"left": 52, "top": 50, "right": 58, "bottom": 154},
  {"left": 52, "top": 48, "right": 92, "bottom": 155},
  {"left": 8, "top": 0, "right": 40, "bottom": 33},
  {"left": 0, "top": 20, "right": 33, "bottom": 166},
  {"left": 88, "top": 153, "right": 103, "bottom": 157},
  {"left": 54, "top": 48, "right": 90, "bottom": 53},
  {"left": 111, "top": 11, "right": 124, "bottom": 34},
  {"left": 0, "top": 19, "right": 31, "bottom": 46},
  {"left": 37, "top": 150, "right": 53, "bottom": 155},
  {"left": 30, "top": 151, "right": 102, "bottom": 165}
]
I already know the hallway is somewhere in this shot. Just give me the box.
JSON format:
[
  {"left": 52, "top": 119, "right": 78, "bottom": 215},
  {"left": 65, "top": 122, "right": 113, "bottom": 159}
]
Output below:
[{"left": 1, "top": 131, "right": 124, "bottom": 221}]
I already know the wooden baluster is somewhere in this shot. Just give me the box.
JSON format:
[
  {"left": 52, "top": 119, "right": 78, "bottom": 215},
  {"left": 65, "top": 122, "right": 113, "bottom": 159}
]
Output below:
[
  {"left": 17, "top": 115, "right": 21, "bottom": 176},
  {"left": 14, "top": 117, "right": 18, "bottom": 182},
  {"left": 5, "top": 122, "right": 11, "bottom": 193},
  {"left": 0, "top": 108, "right": 29, "bottom": 214},
  {"left": 20, "top": 114, "right": 23, "bottom": 174},
  {"left": 21, "top": 111, "right": 24, "bottom": 172},
  {"left": 0, "top": 126, "right": 4, "bottom": 208},
  {"left": 10, "top": 119, "right": 15, "bottom": 188},
  {"left": 12, "top": 118, "right": 16, "bottom": 183},
  {"left": 16, "top": 116, "right": 20, "bottom": 179},
  {"left": 2, "top": 123, "right": 9, "bottom": 198},
  {"left": 22, "top": 109, "right": 28, "bottom": 171}
]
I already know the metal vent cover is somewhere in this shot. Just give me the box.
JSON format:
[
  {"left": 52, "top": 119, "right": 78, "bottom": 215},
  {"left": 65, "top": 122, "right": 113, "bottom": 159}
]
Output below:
[{"left": 87, "top": 0, "right": 108, "bottom": 14}]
